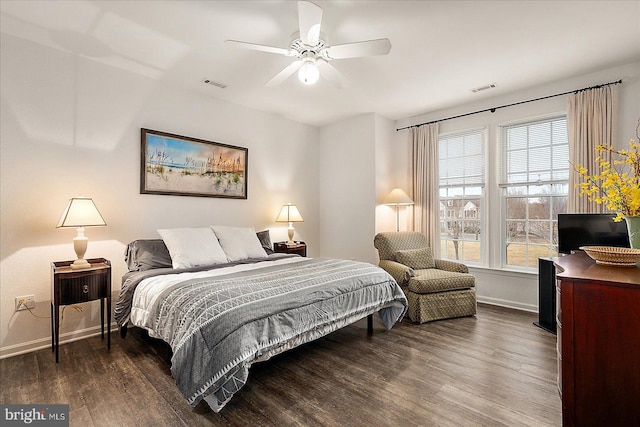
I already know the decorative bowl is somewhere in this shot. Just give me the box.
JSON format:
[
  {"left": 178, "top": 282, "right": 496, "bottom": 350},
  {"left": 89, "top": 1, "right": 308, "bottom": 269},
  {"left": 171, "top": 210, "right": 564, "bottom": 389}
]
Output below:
[{"left": 579, "top": 246, "right": 640, "bottom": 267}]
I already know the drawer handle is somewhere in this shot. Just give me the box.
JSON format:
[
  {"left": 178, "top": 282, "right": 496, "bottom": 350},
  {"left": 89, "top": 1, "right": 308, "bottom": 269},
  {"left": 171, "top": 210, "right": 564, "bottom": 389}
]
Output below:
[{"left": 82, "top": 284, "right": 89, "bottom": 294}]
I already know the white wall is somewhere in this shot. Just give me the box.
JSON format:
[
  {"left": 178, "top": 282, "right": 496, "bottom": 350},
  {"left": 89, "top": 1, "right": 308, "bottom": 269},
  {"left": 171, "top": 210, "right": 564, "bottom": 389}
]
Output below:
[
  {"left": 318, "top": 113, "right": 378, "bottom": 263},
  {"left": 374, "top": 114, "right": 408, "bottom": 234},
  {"left": 393, "top": 61, "right": 640, "bottom": 311},
  {"left": 0, "top": 34, "right": 319, "bottom": 358},
  {"left": 317, "top": 112, "right": 404, "bottom": 262}
]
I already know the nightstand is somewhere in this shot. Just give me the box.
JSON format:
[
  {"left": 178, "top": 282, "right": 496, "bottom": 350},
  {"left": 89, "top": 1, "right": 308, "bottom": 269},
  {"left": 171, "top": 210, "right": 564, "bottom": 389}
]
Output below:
[
  {"left": 274, "top": 241, "right": 307, "bottom": 257},
  {"left": 51, "top": 258, "right": 111, "bottom": 362}
]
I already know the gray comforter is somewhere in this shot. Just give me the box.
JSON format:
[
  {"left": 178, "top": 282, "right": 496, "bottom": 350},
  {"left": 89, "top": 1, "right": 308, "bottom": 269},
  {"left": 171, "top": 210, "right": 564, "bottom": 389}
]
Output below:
[
  {"left": 115, "top": 253, "right": 295, "bottom": 328},
  {"left": 117, "top": 257, "right": 407, "bottom": 411}
]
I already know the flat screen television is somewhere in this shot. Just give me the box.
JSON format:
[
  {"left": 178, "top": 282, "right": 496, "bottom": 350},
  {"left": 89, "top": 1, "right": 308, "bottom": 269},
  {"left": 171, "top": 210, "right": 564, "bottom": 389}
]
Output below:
[{"left": 557, "top": 213, "right": 629, "bottom": 254}]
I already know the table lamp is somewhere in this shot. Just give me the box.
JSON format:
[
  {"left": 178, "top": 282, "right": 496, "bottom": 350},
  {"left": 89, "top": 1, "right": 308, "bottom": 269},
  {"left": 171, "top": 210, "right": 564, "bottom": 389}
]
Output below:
[
  {"left": 57, "top": 197, "right": 106, "bottom": 269},
  {"left": 383, "top": 188, "right": 414, "bottom": 231},
  {"left": 276, "top": 203, "right": 303, "bottom": 246}
]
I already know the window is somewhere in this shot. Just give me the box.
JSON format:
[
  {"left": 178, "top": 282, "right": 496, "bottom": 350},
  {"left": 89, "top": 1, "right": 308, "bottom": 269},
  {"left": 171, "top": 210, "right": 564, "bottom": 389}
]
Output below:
[
  {"left": 439, "top": 129, "right": 485, "bottom": 263},
  {"left": 501, "top": 116, "right": 568, "bottom": 268}
]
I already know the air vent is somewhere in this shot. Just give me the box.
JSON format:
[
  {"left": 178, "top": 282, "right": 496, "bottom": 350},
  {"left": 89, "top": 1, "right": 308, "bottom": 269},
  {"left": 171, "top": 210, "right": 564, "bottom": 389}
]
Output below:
[
  {"left": 202, "top": 78, "right": 227, "bottom": 89},
  {"left": 471, "top": 83, "right": 497, "bottom": 93}
]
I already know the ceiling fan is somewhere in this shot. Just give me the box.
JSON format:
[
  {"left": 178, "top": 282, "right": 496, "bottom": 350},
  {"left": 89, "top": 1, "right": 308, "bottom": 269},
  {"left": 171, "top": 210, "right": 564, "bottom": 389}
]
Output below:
[{"left": 225, "top": 1, "right": 392, "bottom": 87}]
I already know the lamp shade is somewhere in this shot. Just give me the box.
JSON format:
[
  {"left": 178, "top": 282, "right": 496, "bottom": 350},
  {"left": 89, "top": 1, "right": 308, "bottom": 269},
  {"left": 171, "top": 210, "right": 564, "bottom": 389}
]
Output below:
[
  {"left": 383, "top": 188, "right": 414, "bottom": 206},
  {"left": 276, "top": 204, "right": 304, "bottom": 222},
  {"left": 56, "top": 197, "right": 106, "bottom": 228}
]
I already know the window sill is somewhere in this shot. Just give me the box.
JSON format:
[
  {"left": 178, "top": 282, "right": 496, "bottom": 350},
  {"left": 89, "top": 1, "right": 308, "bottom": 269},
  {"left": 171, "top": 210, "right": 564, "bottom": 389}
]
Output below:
[{"left": 467, "top": 265, "right": 538, "bottom": 278}]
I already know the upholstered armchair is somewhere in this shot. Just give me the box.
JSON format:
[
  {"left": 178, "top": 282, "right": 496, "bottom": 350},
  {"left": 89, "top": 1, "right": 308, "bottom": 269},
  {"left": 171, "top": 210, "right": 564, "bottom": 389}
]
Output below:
[{"left": 374, "top": 231, "right": 477, "bottom": 323}]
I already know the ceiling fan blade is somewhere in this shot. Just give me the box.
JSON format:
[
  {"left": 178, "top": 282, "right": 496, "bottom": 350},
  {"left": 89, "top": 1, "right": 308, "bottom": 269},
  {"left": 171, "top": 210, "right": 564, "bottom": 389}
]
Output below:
[
  {"left": 265, "top": 60, "right": 302, "bottom": 87},
  {"left": 225, "top": 40, "right": 290, "bottom": 56},
  {"left": 324, "top": 38, "right": 392, "bottom": 60},
  {"left": 298, "top": 1, "right": 322, "bottom": 46},
  {"left": 317, "top": 60, "right": 348, "bottom": 89}
]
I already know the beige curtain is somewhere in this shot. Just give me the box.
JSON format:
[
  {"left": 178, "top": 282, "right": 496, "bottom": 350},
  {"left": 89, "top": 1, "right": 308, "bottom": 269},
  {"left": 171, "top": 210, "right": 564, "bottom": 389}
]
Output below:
[
  {"left": 567, "top": 85, "right": 619, "bottom": 213},
  {"left": 410, "top": 123, "right": 440, "bottom": 254}
]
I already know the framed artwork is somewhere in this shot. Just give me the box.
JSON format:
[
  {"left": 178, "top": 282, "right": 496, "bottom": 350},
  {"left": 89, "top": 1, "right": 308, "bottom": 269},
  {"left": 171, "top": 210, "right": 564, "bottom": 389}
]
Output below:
[{"left": 140, "top": 128, "right": 247, "bottom": 199}]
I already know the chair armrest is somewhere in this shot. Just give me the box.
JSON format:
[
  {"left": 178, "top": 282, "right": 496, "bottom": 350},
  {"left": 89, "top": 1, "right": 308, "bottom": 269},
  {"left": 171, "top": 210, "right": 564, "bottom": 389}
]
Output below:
[
  {"left": 434, "top": 259, "right": 469, "bottom": 273},
  {"left": 378, "top": 260, "right": 414, "bottom": 285}
]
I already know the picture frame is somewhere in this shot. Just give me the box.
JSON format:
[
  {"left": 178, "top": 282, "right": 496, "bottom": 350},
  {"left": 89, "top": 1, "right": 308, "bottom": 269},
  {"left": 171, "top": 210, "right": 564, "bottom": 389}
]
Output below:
[{"left": 140, "top": 128, "right": 247, "bottom": 199}]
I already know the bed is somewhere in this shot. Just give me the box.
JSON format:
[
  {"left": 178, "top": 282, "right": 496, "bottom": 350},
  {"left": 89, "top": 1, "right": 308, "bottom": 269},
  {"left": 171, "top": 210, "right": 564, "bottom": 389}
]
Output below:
[{"left": 114, "top": 227, "right": 407, "bottom": 412}]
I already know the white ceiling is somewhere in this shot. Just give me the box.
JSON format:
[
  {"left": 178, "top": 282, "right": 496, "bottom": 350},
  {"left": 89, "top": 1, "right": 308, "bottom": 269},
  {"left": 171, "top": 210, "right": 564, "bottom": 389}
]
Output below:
[{"left": 2, "top": 0, "right": 639, "bottom": 127}]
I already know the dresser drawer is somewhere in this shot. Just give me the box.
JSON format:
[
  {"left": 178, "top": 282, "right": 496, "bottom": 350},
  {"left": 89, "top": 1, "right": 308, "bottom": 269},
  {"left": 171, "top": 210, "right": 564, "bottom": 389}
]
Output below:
[
  {"left": 556, "top": 282, "right": 562, "bottom": 396},
  {"left": 555, "top": 283, "right": 561, "bottom": 325},
  {"left": 59, "top": 272, "right": 108, "bottom": 304},
  {"left": 557, "top": 351, "right": 562, "bottom": 397}
]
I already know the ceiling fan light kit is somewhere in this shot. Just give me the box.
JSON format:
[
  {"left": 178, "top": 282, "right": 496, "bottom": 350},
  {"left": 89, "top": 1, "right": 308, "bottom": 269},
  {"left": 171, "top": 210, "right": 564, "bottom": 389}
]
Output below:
[
  {"left": 226, "top": 1, "right": 391, "bottom": 87},
  {"left": 298, "top": 60, "right": 319, "bottom": 85}
]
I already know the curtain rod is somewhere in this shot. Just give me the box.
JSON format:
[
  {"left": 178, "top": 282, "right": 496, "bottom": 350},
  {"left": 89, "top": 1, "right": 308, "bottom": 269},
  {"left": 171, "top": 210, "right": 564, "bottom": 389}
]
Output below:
[{"left": 396, "top": 79, "right": 623, "bottom": 132}]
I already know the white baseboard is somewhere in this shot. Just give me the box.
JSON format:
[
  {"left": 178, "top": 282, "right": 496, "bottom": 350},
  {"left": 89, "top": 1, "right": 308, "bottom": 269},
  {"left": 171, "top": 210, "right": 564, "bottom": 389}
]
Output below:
[
  {"left": 477, "top": 295, "right": 538, "bottom": 313},
  {"left": 0, "top": 323, "right": 117, "bottom": 360}
]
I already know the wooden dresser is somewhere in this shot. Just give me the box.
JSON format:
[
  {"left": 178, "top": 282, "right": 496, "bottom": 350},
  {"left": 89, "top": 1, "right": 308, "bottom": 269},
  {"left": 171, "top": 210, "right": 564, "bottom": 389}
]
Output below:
[{"left": 554, "top": 252, "right": 640, "bottom": 427}]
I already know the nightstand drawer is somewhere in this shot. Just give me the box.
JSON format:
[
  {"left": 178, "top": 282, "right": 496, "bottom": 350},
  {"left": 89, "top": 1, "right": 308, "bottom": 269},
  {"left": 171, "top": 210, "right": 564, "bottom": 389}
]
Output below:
[{"left": 59, "top": 272, "right": 108, "bottom": 304}]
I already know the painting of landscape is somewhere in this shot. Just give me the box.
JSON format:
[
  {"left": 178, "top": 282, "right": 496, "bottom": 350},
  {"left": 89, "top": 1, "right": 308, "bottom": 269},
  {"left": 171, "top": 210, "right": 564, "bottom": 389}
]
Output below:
[{"left": 140, "top": 128, "right": 247, "bottom": 199}]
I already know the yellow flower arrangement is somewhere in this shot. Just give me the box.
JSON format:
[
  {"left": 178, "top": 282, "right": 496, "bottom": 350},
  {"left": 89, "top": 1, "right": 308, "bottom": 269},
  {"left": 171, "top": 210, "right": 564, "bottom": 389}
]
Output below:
[{"left": 575, "top": 120, "right": 640, "bottom": 222}]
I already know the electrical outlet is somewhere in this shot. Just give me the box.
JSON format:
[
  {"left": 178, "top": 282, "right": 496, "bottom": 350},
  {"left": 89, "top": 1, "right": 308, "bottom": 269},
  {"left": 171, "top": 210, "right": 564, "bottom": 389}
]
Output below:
[{"left": 15, "top": 295, "right": 35, "bottom": 311}]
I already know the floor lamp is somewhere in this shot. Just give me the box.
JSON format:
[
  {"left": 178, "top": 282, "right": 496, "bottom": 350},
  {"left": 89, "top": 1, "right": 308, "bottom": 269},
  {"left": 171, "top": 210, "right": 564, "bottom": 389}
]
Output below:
[{"left": 383, "top": 188, "right": 414, "bottom": 231}]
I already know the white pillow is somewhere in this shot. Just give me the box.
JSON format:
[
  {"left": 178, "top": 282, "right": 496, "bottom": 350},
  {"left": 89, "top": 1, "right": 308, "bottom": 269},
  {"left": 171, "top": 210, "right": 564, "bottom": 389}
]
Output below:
[
  {"left": 157, "top": 227, "right": 228, "bottom": 269},
  {"left": 210, "top": 226, "right": 268, "bottom": 262}
]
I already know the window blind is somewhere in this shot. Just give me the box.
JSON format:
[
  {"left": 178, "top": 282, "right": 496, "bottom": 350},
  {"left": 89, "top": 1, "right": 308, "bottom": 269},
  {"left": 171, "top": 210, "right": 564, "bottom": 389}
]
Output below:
[
  {"left": 500, "top": 116, "right": 568, "bottom": 187},
  {"left": 439, "top": 128, "right": 485, "bottom": 188}
]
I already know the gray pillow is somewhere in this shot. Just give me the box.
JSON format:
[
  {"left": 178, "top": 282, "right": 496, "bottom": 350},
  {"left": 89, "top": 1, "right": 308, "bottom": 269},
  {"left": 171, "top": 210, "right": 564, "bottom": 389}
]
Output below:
[
  {"left": 256, "top": 230, "right": 274, "bottom": 255},
  {"left": 125, "top": 239, "right": 173, "bottom": 271}
]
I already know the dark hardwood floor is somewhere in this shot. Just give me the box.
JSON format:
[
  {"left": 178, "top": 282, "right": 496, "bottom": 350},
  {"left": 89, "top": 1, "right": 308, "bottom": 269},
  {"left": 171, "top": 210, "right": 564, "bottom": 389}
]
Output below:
[{"left": 1, "top": 304, "right": 561, "bottom": 426}]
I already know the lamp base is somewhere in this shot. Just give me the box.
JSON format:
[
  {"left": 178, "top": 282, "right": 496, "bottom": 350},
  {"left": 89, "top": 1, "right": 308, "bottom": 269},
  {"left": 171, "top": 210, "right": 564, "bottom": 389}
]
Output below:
[
  {"left": 287, "top": 223, "right": 296, "bottom": 246},
  {"left": 70, "top": 259, "right": 91, "bottom": 270},
  {"left": 71, "top": 227, "right": 90, "bottom": 269}
]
